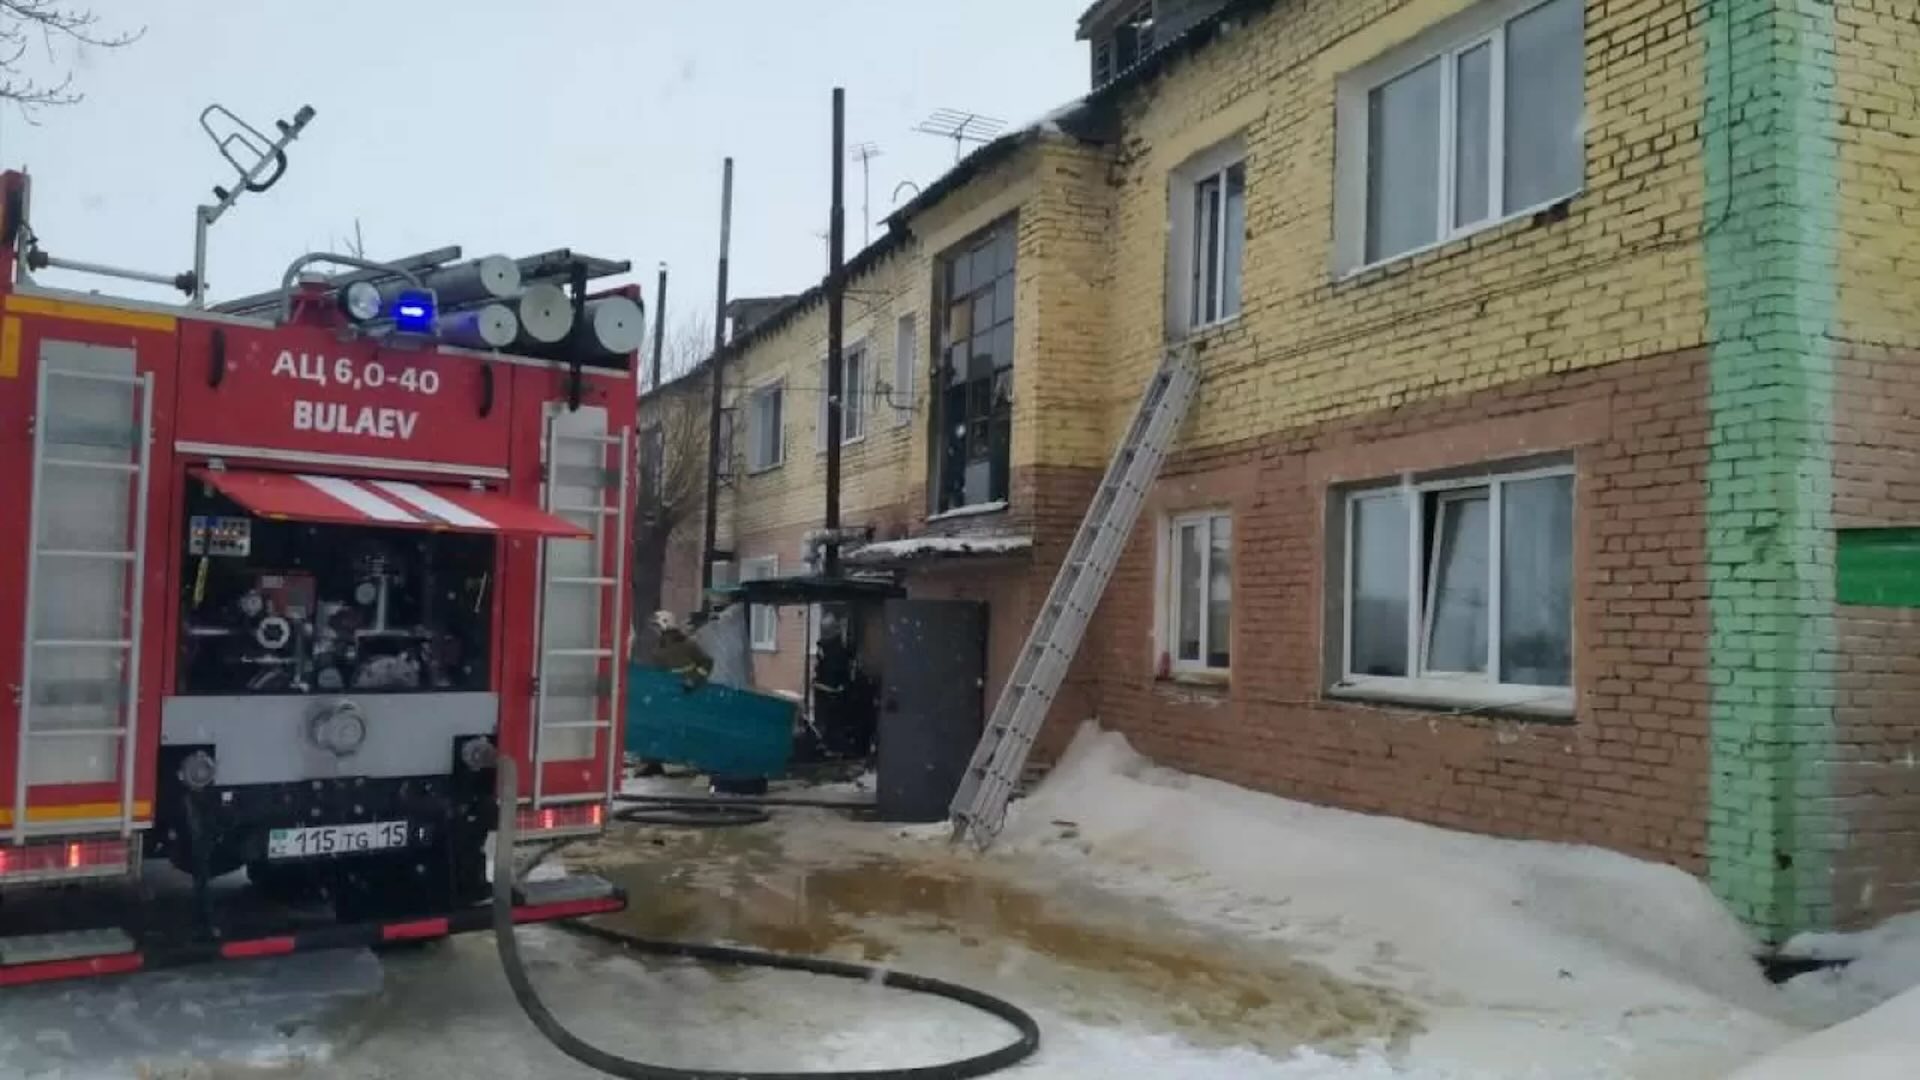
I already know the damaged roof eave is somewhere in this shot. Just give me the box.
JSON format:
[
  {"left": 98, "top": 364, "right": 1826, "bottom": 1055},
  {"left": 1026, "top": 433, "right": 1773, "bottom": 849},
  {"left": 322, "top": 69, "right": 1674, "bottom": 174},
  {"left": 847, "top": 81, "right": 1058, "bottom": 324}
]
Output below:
[{"left": 844, "top": 535, "right": 1036, "bottom": 569}]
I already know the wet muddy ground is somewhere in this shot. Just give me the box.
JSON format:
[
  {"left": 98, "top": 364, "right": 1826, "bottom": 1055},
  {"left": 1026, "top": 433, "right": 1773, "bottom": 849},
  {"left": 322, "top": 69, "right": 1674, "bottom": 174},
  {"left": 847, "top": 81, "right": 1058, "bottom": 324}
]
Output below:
[
  {"left": 565, "top": 816, "right": 1422, "bottom": 1060},
  {"left": 0, "top": 810, "right": 1427, "bottom": 1078}
]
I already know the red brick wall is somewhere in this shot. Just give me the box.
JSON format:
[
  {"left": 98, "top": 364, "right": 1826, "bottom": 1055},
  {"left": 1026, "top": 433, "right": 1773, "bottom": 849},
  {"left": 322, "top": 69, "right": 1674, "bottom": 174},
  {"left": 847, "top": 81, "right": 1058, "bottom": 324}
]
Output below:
[
  {"left": 1832, "top": 605, "right": 1920, "bottom": 926},
  {"left": 1833, "top": 343, "right": 1920, "bottom": 530},
  {"left": 899, "top": 464, "right": 1105, "bottom": 755},
  {"left": 1074, "top": 349, "right": 1715, "bottom": 870},
  {"left": 1830, "top": 342, "right": 1920, "bottom": 926}
]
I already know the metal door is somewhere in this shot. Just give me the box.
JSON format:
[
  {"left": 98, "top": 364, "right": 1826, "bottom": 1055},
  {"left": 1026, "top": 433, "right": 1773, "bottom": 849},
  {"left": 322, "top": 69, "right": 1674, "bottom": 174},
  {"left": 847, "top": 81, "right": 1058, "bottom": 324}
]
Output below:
[{"left": 877, "top": 599, "right": 986, "bottom": 823}]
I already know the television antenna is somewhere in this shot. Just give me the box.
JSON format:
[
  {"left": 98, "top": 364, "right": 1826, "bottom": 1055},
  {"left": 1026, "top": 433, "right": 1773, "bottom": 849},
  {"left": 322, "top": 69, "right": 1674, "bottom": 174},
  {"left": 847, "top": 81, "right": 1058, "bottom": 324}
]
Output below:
[
  {"left": 850, "top": 142, "right": 883, "bottom": 247},
  {"left": 914, "top": 109, "right": 1006, "bottom": 163}
]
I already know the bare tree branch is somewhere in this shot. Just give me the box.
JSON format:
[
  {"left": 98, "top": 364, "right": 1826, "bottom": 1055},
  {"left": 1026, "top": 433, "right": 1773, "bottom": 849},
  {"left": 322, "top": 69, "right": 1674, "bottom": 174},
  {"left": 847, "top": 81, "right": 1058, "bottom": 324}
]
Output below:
[
  {"left": 0, "top": 0, "right": 141, "bottom": 114},
  {"left": 659, "top": 315, "right": 712, "bottom": 386},
  {"left": 631, "top": 315, "right": 725, "bottom": 625}
]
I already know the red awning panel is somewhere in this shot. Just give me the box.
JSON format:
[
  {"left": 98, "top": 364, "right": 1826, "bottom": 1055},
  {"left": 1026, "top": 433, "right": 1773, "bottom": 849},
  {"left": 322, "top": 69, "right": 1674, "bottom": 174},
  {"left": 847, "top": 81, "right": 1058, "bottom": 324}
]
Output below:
[{"left": 194, "top": 469, "right": 588, "bottom": 539}]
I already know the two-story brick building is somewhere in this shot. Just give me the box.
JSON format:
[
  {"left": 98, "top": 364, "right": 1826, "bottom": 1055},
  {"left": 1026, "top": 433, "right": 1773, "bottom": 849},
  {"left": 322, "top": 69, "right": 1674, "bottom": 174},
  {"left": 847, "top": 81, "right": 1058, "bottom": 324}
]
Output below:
[{"left": 643, "top": 0, "right": 1920, "bottom": 939}]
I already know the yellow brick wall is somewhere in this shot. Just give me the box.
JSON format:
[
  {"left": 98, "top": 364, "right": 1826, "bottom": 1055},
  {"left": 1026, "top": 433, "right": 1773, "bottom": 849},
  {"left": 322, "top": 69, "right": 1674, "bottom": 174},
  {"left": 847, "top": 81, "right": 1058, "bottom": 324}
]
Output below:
[
  {"left": 1095, "top": 0, "right": 1710, "bottom": 451},
  {"left": 724, "top": 244, "right": 923, "bottom": 561},
  {"left": 724, "top": 137, "right": 1126, "bottom": 553},
  {"left": 1836, "top": 0, "right": 1920, "bottom": 348},
  {"left": 1014, "top": 140, "right": 1119, "bottom": 471},
  {"left": 725, "top": 0, "right": 1729, "bottom": 530}
]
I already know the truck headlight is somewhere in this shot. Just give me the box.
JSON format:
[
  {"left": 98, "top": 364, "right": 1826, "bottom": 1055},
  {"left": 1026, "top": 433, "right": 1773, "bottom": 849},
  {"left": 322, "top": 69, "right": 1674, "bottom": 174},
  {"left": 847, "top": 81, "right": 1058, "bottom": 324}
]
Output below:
[{"left": 342, "top": 280, "right": 383, "bottom": 323}]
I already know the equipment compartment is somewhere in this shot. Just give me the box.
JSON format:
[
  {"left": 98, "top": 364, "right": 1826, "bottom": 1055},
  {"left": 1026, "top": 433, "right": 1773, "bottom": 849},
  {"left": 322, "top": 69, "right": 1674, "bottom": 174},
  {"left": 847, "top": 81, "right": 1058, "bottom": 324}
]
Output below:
[{"left": 177, "top": 484, "right": 496, "bottom": 697}]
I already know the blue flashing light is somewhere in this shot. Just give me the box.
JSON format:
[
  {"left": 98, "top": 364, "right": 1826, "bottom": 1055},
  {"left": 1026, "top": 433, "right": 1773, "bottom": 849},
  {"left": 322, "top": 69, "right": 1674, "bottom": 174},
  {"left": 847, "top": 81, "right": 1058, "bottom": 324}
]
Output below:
[{"left": 391, "top": 289, "right": 436, "bottom": 334}]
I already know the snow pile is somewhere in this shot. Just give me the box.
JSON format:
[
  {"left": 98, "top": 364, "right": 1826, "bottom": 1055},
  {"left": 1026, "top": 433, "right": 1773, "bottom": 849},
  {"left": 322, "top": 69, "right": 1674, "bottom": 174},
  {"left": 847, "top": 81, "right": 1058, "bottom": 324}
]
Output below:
[
  {"left": 846, "top": 534, "right": 1032, "bottom": 564},
  {"left": 1777, "top": 910, "right": 1920, "bottom": 1022},
  {"left": 1730, "top": 985, "right": 1920, "bottom": 1079},
  {"left": 989, "top": 724, "right": 1797, "bottom": 1075},
  {"left": 927, "top": 499, "right": 1010, "bottom": 522}
]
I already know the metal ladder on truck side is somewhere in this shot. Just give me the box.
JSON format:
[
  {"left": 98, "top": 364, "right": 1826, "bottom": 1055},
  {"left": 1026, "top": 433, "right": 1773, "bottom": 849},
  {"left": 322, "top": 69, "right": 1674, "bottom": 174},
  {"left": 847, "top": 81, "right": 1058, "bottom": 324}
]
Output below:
[
  {"left": 530, "top": 410, "right": 631, "bottom": 810},
  {"left": 949, "top": 347, "right": 1199, "bottom": 850},
  {"left": 11, "top": 360, "right": 155, "bottom": 849}
]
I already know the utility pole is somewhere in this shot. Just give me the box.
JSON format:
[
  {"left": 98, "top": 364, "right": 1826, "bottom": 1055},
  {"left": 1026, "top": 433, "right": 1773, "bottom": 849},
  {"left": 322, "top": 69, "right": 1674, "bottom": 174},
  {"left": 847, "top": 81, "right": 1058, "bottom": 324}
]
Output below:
[
  {"left": 701, "top": 159, "right": 734, "bottom": 593},
  {"left": 824, "top": 89, "right": 846, "bottom": 578},
  {"left": 649, "top": 262, "right": 668, "bottom": 391}
]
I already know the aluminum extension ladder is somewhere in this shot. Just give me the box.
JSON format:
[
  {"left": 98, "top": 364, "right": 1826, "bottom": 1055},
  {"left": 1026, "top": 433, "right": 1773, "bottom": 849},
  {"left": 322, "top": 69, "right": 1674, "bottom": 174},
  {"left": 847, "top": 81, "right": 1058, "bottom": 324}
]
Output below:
[
  {"left": 949, "top": 347, "right": 1199, "bottom": 849},
  {"left": 11, "top": 361, "right": 155, "bottom": 846},
  {"left": 530, "top": 413, "right": 631, "bottom": 808}
]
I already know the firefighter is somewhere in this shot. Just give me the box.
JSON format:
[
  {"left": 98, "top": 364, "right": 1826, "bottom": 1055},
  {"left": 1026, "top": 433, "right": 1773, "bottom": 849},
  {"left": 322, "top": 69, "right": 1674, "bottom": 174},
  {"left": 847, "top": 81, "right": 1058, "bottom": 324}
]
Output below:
[
  {"left": 811, "top": 608, "right": 876, "bottom": 759},
  {"left": 630, "top": 610, "right": 715, "bottom": 779},
  {"left": 650, "top": 610, "right": 714, "bottom": 691}
]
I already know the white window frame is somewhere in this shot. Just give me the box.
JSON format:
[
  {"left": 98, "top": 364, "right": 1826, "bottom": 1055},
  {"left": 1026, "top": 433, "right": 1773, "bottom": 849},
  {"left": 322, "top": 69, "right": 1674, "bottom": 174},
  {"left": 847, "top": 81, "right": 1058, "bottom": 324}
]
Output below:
[
  {"left": 741, "top": 556, "right": 779, "bottom": 652},
  {"left": 1159, "top": 510, "right": 1233, "bottom": 676},
  {"left": 1338, "top": 461, "right": 1575, "bottom": 711},
  {"left": 746, "top": 380, "right": 785, "bottom": 474},
  {"left": 1168, "top": 138, "right": 1247, "bottom": 337},
  {"left": 817, "top": 340, "right": 867, "bottom": 450},
  {"left": 1332, "top": 0, "right": 1585, "bottom": 276},
  {"left": 892, "top": 314, "right": 917, "bottom": 428}
]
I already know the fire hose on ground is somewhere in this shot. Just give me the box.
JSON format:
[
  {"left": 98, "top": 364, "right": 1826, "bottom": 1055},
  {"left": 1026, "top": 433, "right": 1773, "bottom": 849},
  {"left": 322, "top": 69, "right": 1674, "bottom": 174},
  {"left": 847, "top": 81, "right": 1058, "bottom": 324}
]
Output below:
[
  {"left": 491, "top": 757, "right": 1044, "bottom": 1079},
  {"left": 609, "top": 789, "right": 883, "bottom": 828}
]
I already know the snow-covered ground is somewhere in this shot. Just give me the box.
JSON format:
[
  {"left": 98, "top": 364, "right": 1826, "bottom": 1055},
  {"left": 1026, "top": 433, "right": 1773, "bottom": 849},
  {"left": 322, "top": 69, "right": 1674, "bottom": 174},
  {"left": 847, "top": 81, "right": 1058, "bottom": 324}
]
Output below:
[
  {"left": 4, "top": 724, "right": 1918, "bottom": 1077},
  {"left": 1729, "top": 907, "right": 1920, "bottom": 1077}
]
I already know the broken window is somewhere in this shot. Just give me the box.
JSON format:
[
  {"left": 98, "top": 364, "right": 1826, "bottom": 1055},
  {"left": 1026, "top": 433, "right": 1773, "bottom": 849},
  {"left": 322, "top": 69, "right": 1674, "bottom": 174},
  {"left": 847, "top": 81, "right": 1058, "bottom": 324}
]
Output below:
[{"left": 933, "top": 217, "right": 1016, "bottom": 513}]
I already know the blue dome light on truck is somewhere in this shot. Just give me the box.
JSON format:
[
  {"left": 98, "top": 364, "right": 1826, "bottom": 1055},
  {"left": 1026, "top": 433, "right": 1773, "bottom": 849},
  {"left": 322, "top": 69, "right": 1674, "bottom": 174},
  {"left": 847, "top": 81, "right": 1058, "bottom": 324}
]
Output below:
[{"left": 390, "top": 288, "right": 436, "bottom": 334}]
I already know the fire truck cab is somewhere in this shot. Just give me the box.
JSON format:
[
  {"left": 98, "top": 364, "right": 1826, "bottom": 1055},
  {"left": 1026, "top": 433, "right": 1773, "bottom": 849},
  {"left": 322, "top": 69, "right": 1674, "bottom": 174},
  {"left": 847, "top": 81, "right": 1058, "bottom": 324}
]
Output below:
[{"left": 0, "top": 161, "right": 636, "bottom": 984}]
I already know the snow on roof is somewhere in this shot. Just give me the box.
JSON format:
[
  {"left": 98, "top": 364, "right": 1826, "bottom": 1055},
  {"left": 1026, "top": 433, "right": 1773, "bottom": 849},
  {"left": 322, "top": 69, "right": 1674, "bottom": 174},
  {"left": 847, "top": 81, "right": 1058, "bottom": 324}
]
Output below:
[{"left": 845, "top": 534, "right": 1033, "bottom": 564}]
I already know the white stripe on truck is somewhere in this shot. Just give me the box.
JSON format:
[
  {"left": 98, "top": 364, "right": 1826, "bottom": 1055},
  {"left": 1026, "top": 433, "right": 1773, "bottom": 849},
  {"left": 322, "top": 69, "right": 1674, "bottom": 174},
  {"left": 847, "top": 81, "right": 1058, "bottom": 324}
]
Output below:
[
  {"left": 300, "top": 474, "right": 418, "bottom": 523},
  {"left": 373, "top": 480, "right": 495, "bottom": 530}
]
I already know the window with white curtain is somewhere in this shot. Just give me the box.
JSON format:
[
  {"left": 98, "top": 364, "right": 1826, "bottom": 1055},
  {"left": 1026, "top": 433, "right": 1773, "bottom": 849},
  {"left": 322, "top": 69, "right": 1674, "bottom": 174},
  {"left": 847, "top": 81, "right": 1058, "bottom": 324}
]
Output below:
[
  {"left": 746, "top": 382, "right": 784, "bottom": 473},
  {"left": 1339, "top": 461, "right": 1573, "bottom": 708},
  {"left": 1335, "top": 0, "right": 1585, "bottom": 272},
  {"left": 741, "top": 556, "right": 779, "bottom": 652},
  {"left": 1162, "top": 511, "right": 1233, "bottom": 674},
  {"left": 816, "top": 342, "right": 867, "bottom": 448},
  {"left": 1170, "top": 140, "right": 1247, "bottom": 335}
]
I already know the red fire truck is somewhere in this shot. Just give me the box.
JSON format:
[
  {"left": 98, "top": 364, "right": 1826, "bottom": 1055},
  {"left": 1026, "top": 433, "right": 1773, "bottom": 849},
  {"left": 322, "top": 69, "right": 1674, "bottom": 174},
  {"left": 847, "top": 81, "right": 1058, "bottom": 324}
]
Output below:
[{"left": 0, "top": 112, "right": 637, "bottom": 986}]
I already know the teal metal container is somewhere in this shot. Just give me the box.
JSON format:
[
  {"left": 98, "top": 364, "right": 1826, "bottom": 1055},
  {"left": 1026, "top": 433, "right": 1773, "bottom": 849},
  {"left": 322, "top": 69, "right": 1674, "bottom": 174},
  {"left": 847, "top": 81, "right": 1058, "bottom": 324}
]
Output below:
[{"left": 625, "top": 664, "right": 795, "bottom": 778}]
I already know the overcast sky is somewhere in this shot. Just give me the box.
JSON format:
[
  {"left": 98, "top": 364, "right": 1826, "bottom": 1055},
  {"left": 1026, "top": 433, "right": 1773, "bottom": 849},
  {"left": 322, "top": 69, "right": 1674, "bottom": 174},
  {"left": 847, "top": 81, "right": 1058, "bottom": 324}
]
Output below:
[{"left": 3, "top": 0, "right": 1088, "bottom": 347}]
